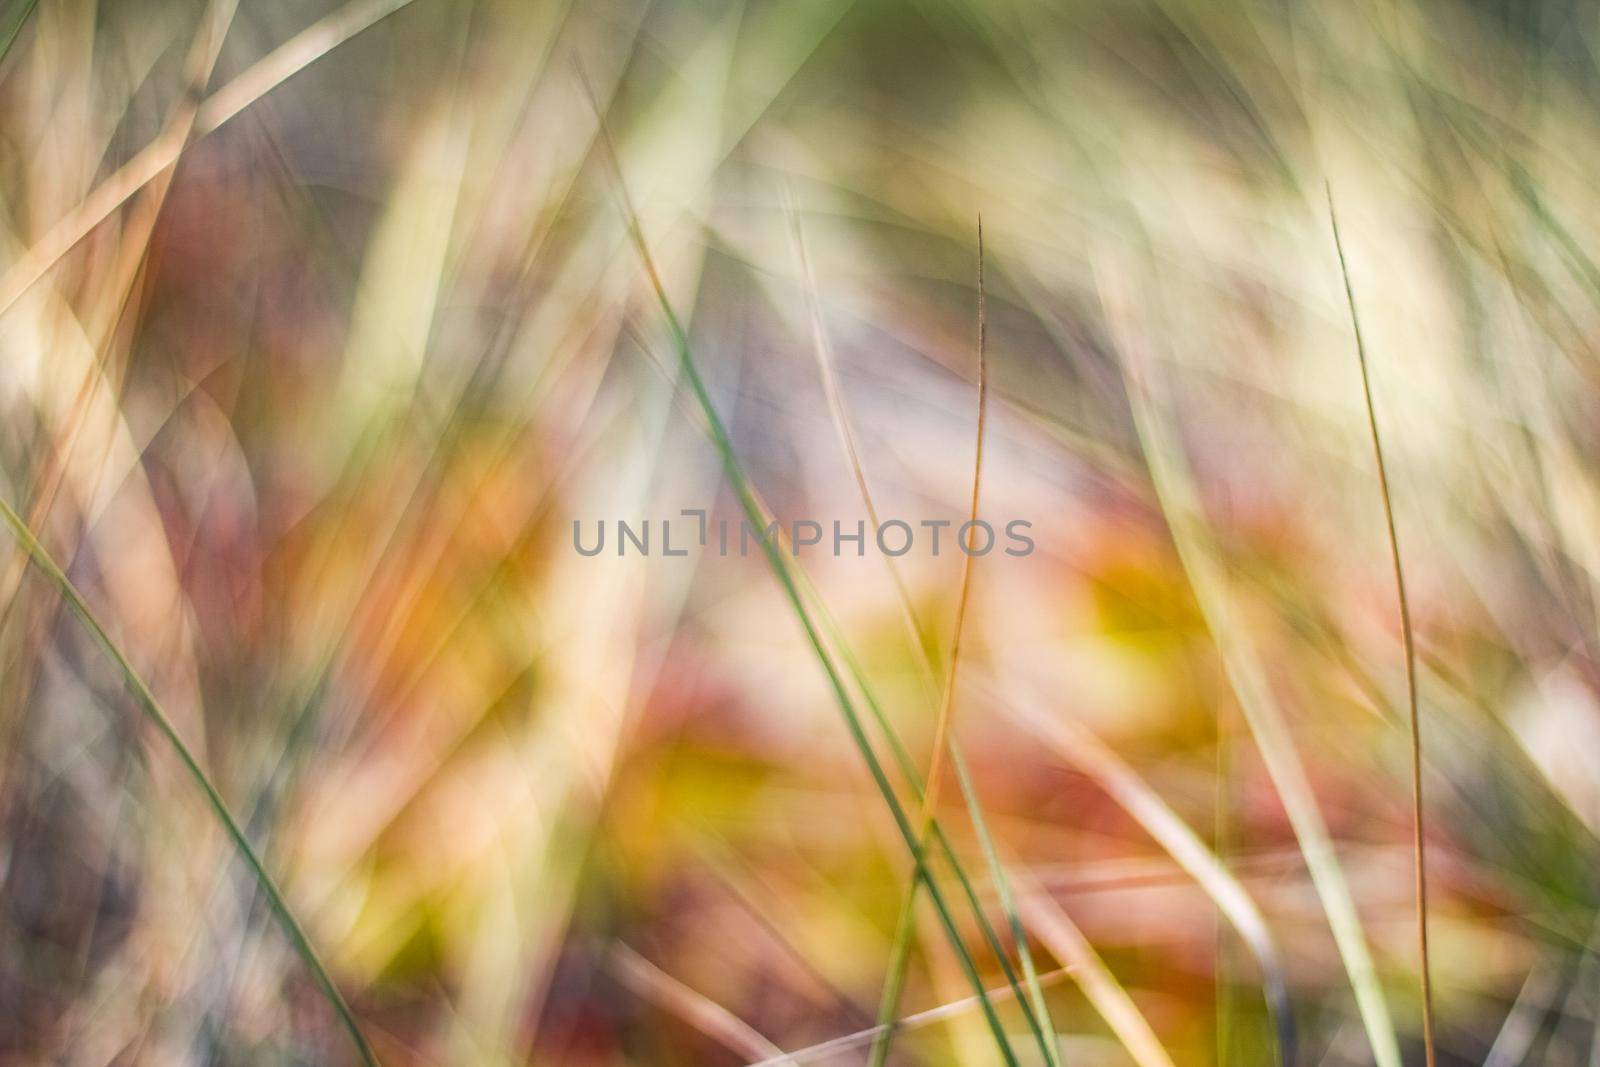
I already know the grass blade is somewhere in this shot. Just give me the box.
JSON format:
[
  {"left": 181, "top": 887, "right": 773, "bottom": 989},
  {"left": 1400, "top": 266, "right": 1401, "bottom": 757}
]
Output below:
[
  {"left": 750, "top": 966, "right": 1077, "bottom": 1066},
  {"left": 914, "top": 214, "right": 989, "bottom": 840},
  {"left": 626, "top": 314, "right": 1059, "bottom": 1052},
  {"left": 998, "top": 682, "right": 1294, "bottom": 1063},
  {"left": 581, "top": 71, "right": 1025, "bottom": 1067},
  {"left": 785, "top": 206, "right": 1061, "bottom": 1065},
  {"left": 0, "top": 497, "right": 380, "bottom": 1067},
  {"left": 867, "top": 219, "right": 1062, "bottom": 1067},
  {"left": 1104, "top": 258, "right": 1404, "bottom": 1067},
  {"left": 605, "top": 942, "right": 790, "bottom": 1063},
  {"left": 0, "top": 0, "right": 422, "bottom": 318},
  {"left": 1015, "top": 876, "right": 1177, "bottom": 1067},
  {"left": 1328, "top": 184, "right": 1437, "bottom": 1067}
]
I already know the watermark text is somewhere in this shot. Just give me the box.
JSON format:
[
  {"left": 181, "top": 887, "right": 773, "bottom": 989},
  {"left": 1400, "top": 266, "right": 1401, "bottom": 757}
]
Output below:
[{"left": 572, "top": 510, "right": 1035, "bottom": 557}]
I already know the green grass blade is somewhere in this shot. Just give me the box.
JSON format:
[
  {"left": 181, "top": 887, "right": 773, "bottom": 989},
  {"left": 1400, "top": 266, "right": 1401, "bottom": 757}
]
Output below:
[
  {"left": 867, "top": 218, "right": 1062, "bottom": 1067},
  {"left": 809, "top": 594, "right": 1048, "bottom": 1041},
  {"left": 583, "top": 76, "right": 1024, "bottom": 1064},
  {"left": 787, "top": 205, "right": 1059, "bottom": 1064},
  {"left": 0, "top": 497, "right": 380, "bottom": 1067},
  {"left": 0, "top": 0, "right": 37, "bottom": 65},
  {"left": 624, "top": 297, "right": 1053, "bottom": 1054},
  {"left": 868, "top": 880, "right": 922, "bottom": 1066},
  {"left": 950, "top": 745, "right": 1062, "bottom": 1066},
  {"left": 662, "top": 293, "right": 1023, "bottom": 1066}
]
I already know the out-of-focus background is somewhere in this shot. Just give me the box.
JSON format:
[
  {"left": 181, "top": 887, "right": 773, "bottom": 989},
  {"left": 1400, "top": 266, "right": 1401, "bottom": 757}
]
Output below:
[{"left": 4, "top": 0, "right": 1600, "bottom": 1063}]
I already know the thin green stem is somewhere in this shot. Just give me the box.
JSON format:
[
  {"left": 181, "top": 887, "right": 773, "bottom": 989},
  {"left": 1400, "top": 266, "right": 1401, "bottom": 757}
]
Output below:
[
  {"left": 0, "top": 497, "right": 380, "bottom": 1067},
  {"left": 870, "top": 219, "right": 1061, "bottom": 1067},
  {"left": 582, "top": 71, "right": 1024, "bottom": 1065}
]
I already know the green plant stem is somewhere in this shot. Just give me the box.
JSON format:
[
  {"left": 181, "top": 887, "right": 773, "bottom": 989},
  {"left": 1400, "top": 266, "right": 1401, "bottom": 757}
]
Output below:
[{"left": 0, "top": 497, "right": 380, "bottom": 1067}]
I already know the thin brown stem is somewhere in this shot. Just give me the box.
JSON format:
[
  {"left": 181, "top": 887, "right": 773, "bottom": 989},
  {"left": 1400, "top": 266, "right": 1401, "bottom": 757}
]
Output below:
[
  {"left": 915, "top": 215, "right": 989, "bottom": 834},
  {"left": 1328, "top": 183, "right": 1436, "bottom": 1067}
]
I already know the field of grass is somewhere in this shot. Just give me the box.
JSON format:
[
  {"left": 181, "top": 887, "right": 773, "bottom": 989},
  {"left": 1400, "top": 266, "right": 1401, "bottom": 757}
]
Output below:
[{"left": 4, "top": 0, "right": 1600, "bottom": 1063}]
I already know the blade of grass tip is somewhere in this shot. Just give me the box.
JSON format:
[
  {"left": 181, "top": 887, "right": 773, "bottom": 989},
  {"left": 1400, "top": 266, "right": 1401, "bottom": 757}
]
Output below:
[
  {"left": 577, "top": 69, "right": 1023, "bottom": 1067},
  {"left": 784, "top": 195, "right": 942, "bottom": 1066},
  {"left": 869, "top": 219, "right": 1060, "bottom": 1067},
  {"left": 605, "top": 942, "right": 791, "bottom": 1063},
  {"left": 784, "top": 189, "right": 931, "bottom": 667},
  {"left": 0, "top": 497, "right": 380, "bottom": 1067},
  {"left": 1103, "top": 256, "right": 1403, "bottom": 1067},
  {"left": 0, "top": 0, "right": 422, "bottom": 318},
  {"left": 929, "top": 223, "right": 1062, "bottom": 1067},
  {"left": 784, "top": 203, "right": 1059, "bottom": 1065},
  {"left": 1327, "top": 184, "right": 1437, "bottom": 1067}
]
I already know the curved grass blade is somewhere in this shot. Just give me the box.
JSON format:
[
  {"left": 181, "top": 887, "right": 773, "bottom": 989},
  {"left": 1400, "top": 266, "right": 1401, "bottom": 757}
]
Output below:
[
  {"left": 785, "top": 205, "right": 1058, "bottom": 1064},
  {"left": 867, "top": 220, "right": 1061, "bottom": 1067},
  {"left": 1015, "top": 878, "right": 1177, "bottom": 1067},
  {"left": 999, "top": 684, "right": 1294, "bottom": 1063},
  {"left": 625, "top": 314, "right": 1060, "bottom": 1051},
  {"left": 0, "top": 497, "right": 380, "bottom": 1066},
  {"left": 580, "top": 72, "right": 1024, "bottom": 1067},
  {"left": 606, "top": 942, "right": 790, "bottom": 1063},
  {"left": 0, "top": 0, "right": 423, "bottom": 318},
  {"left": 1104, "top": 260, "right": 1404, "bottom": 1067},
  {"left": 994, "top": 254, "right": 1299, "bottom": 1063},
  {"left": 1328, "top": 185, "right": 1437, "bottom": 1067}
]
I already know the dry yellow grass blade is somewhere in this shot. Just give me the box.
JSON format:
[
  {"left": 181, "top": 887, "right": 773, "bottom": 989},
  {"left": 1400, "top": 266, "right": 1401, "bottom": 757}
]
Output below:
[
  {"left": 1102, "top": 257, "right": 1403, "bottom": 1067},
  {"left": 994, "top": 680, "right": 1294, "bottom": 1056},
  {"left": 0, "top": 0, "right": 237, "bottom": 610},
  {"left": 1013, "top": 876, "right": 1177, "bottom": 1067},
  {"left": 783, "top": 191, "right": 931, "bottom": 685},
  {"left": 1328, "top": 186, "right": 1437, "bottom": 1067},
  {"left": 0, "top": 0, "right": 422, "bottom": 318}
]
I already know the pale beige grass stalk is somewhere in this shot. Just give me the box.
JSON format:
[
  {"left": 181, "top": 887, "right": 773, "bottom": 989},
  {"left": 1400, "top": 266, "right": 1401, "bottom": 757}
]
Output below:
[
  {"left": 1103, "top": 254, "right": 1403, "bottom": 1067},
  {"left": 605, "top": 942, "right": 792, "bottom": 1064},
  {"left": 0, "top": 0, "right": 423, "bottom": 317},
  {"left": 1013, "top": 876, "right": 1177, "bottom": 1067}
]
